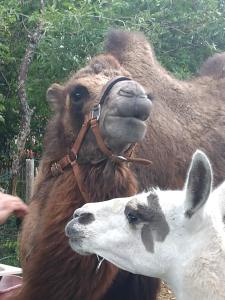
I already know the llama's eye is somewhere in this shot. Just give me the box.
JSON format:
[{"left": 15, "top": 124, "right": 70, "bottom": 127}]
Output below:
[
  {"left": 70, "top": 85, "right": 89, "bottom": 103},
  {"left": 126, "top": 211, "right": 139, "bottom": 224}
]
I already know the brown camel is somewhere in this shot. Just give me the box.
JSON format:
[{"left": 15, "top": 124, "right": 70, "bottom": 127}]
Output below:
[
  {"left": 104, "top": 31, "right": 225, "bottom": 190},
  {"left": 17, "top": 30, "right": 225, "bottom": 300},
  {"left": 17, "top": 54, "right": 157, "bottom": 300}
]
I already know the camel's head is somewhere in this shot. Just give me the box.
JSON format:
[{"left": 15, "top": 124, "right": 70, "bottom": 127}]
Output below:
[
  {"left": 46, "top": 53, "right": 152, "bottom": 164},
  {"left": 65, "top": 151, "right": 220, "bottom": 284}
]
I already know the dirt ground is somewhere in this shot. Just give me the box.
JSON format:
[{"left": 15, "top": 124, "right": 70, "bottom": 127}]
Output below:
[{"left": 157, "top": 282, "right": 175, "bottom": 300}]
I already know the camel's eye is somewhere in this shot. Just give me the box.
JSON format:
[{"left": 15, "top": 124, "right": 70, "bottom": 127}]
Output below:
[
  {"left": 126, "top": 211, "right": 139, "bottom": 225},
  {"left": 70, "top": 85, "right": 89, "bottom": 103}
]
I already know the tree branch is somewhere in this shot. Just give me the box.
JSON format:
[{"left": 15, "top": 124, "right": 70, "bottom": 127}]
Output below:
[{"left": 11, "top": 0, "right": 45, "bottom": 195}]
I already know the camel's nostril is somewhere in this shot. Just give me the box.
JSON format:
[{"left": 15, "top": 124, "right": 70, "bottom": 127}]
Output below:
[{"left": 119, "top": 89, "right": 136, "bottom": 98}]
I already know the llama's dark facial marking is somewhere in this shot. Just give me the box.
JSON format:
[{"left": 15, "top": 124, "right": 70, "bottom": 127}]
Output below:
[
  {"left": 125, "top": 193, "right": 169, "bottom": 253},
  {"left": 141, "top": 193, "right": 170, "bottom": 252},
  {"left": 78, "top": 212, "right": 95, "bottom": 225}
]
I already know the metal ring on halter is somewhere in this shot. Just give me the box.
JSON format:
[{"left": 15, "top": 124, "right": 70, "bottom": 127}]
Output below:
[
  {"left": 91, "top": 104, "right": 101, "bottom": 120},
  {"left": 67, "top": 153, "right": 78, "bottom": 166}
]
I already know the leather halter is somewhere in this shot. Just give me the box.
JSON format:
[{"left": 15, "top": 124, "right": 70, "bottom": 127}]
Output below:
[{"left": 51, "top": 76, "right": 152, "bottom": 202}]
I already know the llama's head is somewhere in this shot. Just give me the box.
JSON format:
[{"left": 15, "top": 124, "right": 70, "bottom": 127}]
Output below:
[{"left": 65, "top": 150, "right": 225, "bottom": 281}]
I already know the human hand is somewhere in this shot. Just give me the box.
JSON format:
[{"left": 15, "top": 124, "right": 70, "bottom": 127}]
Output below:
[{"left": 0, "top": 192, "right": 29, "bottom": 225}]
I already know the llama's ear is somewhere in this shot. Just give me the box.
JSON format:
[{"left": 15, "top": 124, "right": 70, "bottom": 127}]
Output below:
[
  {"left": 47, "top": 83, "right": 65, "bottom": 112},
  {"left": 184, "top": 150, "right": 212, "bottom": 218}
]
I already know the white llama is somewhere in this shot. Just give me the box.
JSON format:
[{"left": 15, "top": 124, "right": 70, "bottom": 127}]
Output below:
[{"left": 65, "top": 150, "right": 225, "bottom": 300}]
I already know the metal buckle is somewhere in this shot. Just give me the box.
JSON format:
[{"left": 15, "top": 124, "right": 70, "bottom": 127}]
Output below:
[
  {"left": 67, "top": 153, "right": 77, "bottom": 166},
  {"left": 51, "top": 162, "right": 63, "bottom": 176},
  {"left": 91, "top": 104, "right": 101, "bottom": 120}
]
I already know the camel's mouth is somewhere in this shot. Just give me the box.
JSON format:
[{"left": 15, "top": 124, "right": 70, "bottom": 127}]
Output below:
[
  {"left": 109, "top": 114, "right": 148, "bottom": 123},
  {"left": 103, "top": 115, "right": 147, "bottom": 145}
]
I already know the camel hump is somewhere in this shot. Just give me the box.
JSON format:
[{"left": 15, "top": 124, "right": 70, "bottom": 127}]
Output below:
[
  {"left": 105, "top": 30, "right": 146, "bottom": 52},
  {"left": 104, "top": 30, "right": 154, "bottom": 63},
  {"left": 199, "top": 52, "right": 225, "bottom": 79}
]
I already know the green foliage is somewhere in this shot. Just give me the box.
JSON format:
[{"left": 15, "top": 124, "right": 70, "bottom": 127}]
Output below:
[
  {"left": 0, "top": 0, "right": 225, "bottom": 160},
  {"left": 0, "top": 217, "right": 20, "bottom": 267}
]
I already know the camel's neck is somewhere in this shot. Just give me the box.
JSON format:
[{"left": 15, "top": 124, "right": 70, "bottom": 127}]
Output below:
[
  {"left": 34, "top": 158, "right": 138, "bottom": 203},
  {"left": 122, "top": 52, "right": 184, "bottom": 102},
  {"left": 145, "top": 60, "right": 181, "bottom": 94}
]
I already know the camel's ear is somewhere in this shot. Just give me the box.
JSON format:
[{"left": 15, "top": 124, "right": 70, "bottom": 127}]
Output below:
[
  {"left": 47, "top": 83, "right": 65, "bottom": 112},
  {"left": 184, "top": 150, "right": 212, "bottom": 218}
]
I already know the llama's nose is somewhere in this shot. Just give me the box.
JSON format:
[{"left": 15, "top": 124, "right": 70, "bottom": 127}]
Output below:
[
  {"left": 73, "top": 209, "right": 95, "bottom": 225},
  {"left": 65, "top": 219, "right": 78, "bottom": 238}
]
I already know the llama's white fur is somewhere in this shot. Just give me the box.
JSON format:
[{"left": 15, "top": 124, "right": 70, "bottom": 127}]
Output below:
[{"left": 66, "top": 150, "right": 225, "bottom": 300}]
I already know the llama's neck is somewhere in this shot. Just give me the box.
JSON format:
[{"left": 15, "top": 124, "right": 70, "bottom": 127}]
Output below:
[{"left": 165, "top": 222, "right": 225, "bottom": 300}]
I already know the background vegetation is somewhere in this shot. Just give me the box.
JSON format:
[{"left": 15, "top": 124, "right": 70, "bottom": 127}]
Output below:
[{"left": 0, "top": 0, "right": 225, "bottom": 265}]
